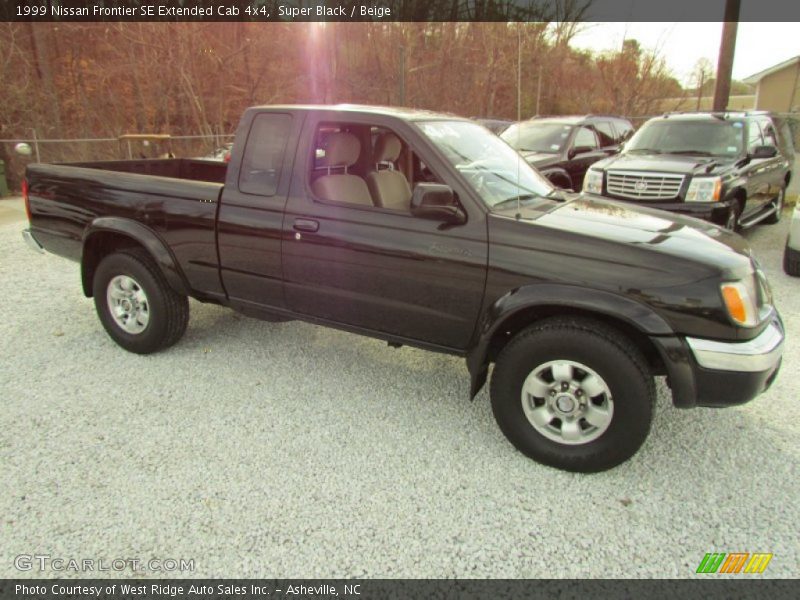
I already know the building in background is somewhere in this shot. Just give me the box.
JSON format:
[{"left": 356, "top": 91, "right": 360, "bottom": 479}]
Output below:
[{"left": 743, "top": 56, "right": 800, "bottom": 113}]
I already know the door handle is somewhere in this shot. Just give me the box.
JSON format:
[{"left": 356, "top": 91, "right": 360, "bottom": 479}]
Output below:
[{"left": 293, "top": 218, "right": 319, "bottom": 232}]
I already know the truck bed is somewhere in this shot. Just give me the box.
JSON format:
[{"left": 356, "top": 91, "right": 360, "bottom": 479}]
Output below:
[{"left": 66, "top": 158, "right": 227, "bottom": 184}]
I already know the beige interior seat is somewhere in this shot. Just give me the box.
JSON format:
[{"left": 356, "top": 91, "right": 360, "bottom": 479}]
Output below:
[
  {"left": 366, "top": 133, "right": 412, "bottom": 211},
  {"left": 311, "top": 132, "right": 373, "bottom": 206}
]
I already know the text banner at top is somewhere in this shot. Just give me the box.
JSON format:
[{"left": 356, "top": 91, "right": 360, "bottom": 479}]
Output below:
[{"left": 4, "top": 0, "right": 800, "bottom": 22}]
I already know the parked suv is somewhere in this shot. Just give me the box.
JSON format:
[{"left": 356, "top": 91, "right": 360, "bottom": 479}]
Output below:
[
  {"left": 583, "top": 112, "right": 793, "bottom": 230},
  {"left": 501, "top": 115, "right": 634, "bottom": 190}
]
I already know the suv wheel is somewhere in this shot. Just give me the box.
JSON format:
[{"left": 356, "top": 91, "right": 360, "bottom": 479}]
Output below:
[
  {"left": 785, "top": 243, "right": 800, "bottom": 277},
  {"left": 724, "top": 203, "right": 741, "bottom": 231},
  {"left": 93, "top": 249, "right": 189, "bottom": 353},
  {"left": 490, "top": 317, "right": 655, "bottom": 472},
  {"left": 764, "top": 188, "right": 785, "bottom": 225}
]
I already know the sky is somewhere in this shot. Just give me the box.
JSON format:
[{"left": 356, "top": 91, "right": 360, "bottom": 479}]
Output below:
[{"left": 570, "top": 22, "right": 800, "bottom": 86}]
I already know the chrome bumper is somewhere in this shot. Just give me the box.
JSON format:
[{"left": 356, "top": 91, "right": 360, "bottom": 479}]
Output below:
[
  {"left": 686, "top": 320, "right": 784, "bottom": 372},
  {"left": 22, "top": 229, "right": 45, "bottom": 254}
]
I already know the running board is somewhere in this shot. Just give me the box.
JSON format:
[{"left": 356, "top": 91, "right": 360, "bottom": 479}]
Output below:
[{"left": 739, "top": 205, "right": 776, "bottom": 229}]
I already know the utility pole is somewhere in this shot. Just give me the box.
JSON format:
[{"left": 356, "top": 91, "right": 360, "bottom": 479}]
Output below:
[
  {"left": 713, "top": 0, "right": 740, "bottom": 111},
  {"left": 398, "top": 45, "right": 406, "bottom": 106},
  {"left": 536, "top": 65, "right": 543, "bottom": 116}
]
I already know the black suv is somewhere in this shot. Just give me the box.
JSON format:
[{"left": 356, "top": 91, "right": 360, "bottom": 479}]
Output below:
[
  {"left": 501, "top": 115, "right": 634, "bottom": 190},
  {"left": 583, "top": 112, "right": 794, "bottom": 230}
]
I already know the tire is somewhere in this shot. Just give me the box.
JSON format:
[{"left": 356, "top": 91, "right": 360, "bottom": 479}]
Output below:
[
  {"left": 490, "top": 317, "right": 655, "bottom": 473},
  {"left": 92, "top": 249, "right": 189, "bottom": 354},
  {"left": 764, "top": 188, "right": 785, "bottom": 225},
  {"left": 724, "top": 201, "right": 741, "bottom": 231},
  {"left": 785, "top": 243, "right": 800, "bottom": 277}
]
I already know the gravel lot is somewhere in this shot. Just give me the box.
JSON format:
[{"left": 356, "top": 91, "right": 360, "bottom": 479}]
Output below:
[{"left": 1, "top": 196, "right": 798, "bottom": 578}]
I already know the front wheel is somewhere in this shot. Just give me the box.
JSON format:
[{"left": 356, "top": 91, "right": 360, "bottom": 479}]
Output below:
[
  {"left": 724, "top": 202, "right": 741, "bottom": 231},
  {"left": 764, "top": 188, "right": 785, "bottom": 225},
  {"left": 490, "top": 317, "right": 655, "bottom": 472},
  {"left": 93, "top": 249, "right": 189, "bottom": 354}
]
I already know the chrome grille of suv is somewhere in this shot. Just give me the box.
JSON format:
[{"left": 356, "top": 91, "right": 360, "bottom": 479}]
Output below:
[{"left": 606, "top": 171, "right": 684, "bottom": 201}]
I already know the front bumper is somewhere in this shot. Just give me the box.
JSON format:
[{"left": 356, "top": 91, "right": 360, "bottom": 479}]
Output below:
[
  {"left": 653, "top": 317, "right": 784, "bottom": 408},
  {"left": 608, "top": 198, "right": 733, "bottom": 226},
  {"left": 22, "top": 229, "right": 45, "bottom": 254}
]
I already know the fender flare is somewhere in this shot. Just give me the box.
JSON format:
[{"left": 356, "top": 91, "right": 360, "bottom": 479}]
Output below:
[
  {"left": 466, "top": 284, "right": 675, "bottom": 398},
  {"left": 81, "top": 217, "right": 189, "bottom": 297}
]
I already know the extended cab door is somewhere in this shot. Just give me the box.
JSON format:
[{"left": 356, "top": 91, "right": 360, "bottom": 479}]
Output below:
[
  {"left": 281, "top": 114, "right": 488, "bottom": 351},
  {"left": 216, "top": 110, "right": 304, "bottom": 309}
]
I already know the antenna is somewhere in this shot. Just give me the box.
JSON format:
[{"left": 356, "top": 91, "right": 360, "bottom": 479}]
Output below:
[{"left": 516, "top": 24, "right": 522, "bottom": 219}]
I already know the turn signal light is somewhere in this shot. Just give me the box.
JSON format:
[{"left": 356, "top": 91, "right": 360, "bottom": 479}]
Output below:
[{"left": 721, "top": 282, "right": 757, "bottom": 327}]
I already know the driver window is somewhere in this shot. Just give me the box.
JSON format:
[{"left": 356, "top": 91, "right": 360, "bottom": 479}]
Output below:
[
  {"left": 574, "top": 127, "right": 599, "bottom": 150},
  {"left": 760, "top": 120, "right": 778, "bottom": 147},
  {"left": 747, "top": 121, "right": 764, "bottom": 152},
  {"left": 308, "top": 122, "right": 451, "bottom": 214}
]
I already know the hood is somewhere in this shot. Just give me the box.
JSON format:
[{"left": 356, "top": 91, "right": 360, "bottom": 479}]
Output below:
[
  {"left": 592, "top": 152, "right": 735, "bottom": 176},
  {"left": 520, "top": 151, "right": 561, "bottom": 169},
  {"left": 508, "top": 194, "right": 753, "bottom": 277}
]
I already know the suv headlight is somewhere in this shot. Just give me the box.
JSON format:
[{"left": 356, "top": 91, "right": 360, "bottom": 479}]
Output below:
[
  {"left": 685, "top": 176, "right": 722, "bottom": 203},
  {"left": 583, "top": 169, "right": 603, "bottom": 194},
  {"left": 721, "top": 281, "right": 759, "bottom": 327}
]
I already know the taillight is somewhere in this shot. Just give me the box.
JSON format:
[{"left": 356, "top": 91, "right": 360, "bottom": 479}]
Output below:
[
  {"left": 22, "top": 179, "right": 31, "bottom": 222},
  {"left": 224, "top": 151, "right": 231, "bottom": 163}
]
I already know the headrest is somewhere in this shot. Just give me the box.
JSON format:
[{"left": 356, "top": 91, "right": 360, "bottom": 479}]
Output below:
[
  {"left": 374, "top": 133, "right": 402, "bottom": 163},
  {"left": 319, "top": 132, "right": 360, "bottom": 168}
]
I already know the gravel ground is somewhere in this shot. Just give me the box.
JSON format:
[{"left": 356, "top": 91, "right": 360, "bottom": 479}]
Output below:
[{"left": 1, "top": 197, "right": 798, "bottom": 579}]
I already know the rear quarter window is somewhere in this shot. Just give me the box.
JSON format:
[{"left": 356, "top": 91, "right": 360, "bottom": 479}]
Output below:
[{"left": 238, "top": 113, "right": 293, "bottom": 196}]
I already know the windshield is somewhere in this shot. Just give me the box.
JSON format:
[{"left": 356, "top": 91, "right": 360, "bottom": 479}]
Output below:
[
  {"left": 626, "top": 119, "right": 745, "bottom": 157},
  {"left": 418, "top": 120, "right": 554, "bottom": 209},
  {"left": 501, "top": 122, "right": 573, "bottom": 153}
]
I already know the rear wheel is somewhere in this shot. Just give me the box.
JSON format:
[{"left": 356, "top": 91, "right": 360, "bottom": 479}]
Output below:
[
  {"left": 490, "top": 317, "right": 655, "bottom": 472},
  {"left": 93, "top": 249, "right": 189, "bottom": 353},
  {"left": 764, "top": 188, "right": 785, "bottom": 225},
  {"left": 785, "top": 243, "right": 800, "bottom": 277}
]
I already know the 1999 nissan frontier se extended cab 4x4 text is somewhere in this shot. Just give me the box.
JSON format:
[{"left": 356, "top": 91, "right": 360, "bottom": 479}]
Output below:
[{"left": 22, "top": 105, "right": 785, "bottom": 472}]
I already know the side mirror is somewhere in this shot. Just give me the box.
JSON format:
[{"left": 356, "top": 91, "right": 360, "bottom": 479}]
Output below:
[
  {"left": 750, "top": 145, "right": 778, "bottom": 159},
  {"left": 568, "top": 145, "right": 594, "bottom": 159},
  {"left": 411, "top": 183, "right": 466, "bottom": 224}
]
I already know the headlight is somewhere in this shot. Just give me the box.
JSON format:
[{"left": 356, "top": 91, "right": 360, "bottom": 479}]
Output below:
[
  {"left": 685, "top": 177, "right": 722, "bottom": 203},
  {"left": 721, "top": 281, "right": 759, "bottom": 327},
  {"left": 583, "top": 169, "right": 603, "bottom": 194}
]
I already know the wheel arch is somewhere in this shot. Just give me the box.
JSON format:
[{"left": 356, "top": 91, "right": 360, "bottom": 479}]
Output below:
[
  {"left": 81, "top": 218, "right": 189, "bottom": 298},
  {"left": 541, "top": 168, "right": 573, "bottom": 190},
  {"left": 466, "top": 285, "right": 674, "bottom": 398}
]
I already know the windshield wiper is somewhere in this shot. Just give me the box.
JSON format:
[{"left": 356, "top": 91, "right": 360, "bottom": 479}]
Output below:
[
  {"left": 492, "top": 194, "right": 541, "bottom": 210},
  {"left": 664, "top": 150, "right": 713, "bottom": 156},
  {"left": 626, "top": 148, "right": 662, "bottom": 154}
]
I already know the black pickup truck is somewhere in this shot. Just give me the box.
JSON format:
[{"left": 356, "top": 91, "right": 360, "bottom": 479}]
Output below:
[{"left": 22, "top": 105, "right": 785, "bottom": 472}]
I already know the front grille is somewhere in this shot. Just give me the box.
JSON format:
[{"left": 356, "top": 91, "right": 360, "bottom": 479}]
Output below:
[{"left": 606, "top": 171, "right": 684, "bottom": 201}]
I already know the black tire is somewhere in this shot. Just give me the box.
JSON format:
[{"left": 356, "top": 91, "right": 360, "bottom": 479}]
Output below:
[
  {"left": 764, "top": 188, "right": 785, "bottom": 225},
  {"left": 92, "top": 249, "right": 189, "bottom": 354},
  {"left": 785, "top": 243, "right": 800, "bottom": 277},
  {"left": 724, "top": 201, "right": 742, "bottom": 231},
  {"left": 490, "top": 317, "right": 655, "bottom": 473}
]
